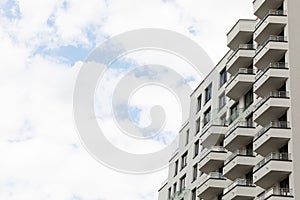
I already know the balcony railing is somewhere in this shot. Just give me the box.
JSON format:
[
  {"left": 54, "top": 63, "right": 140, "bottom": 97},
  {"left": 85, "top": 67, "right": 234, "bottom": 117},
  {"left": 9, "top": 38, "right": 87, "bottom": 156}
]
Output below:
[
  {"left": 256, "top": 62, "right": 288, "bottom": 80},
  {"left": 256, "top": 35, "right": 288, "bottom": 54},
  {"left": 224, "top": 149, "right": 254, "bottom": 165},
  {"left": 255, "top": 187, "right": 293, "bottom": 200},
  {"left": 254, "top": 121, "right": 290, "bottom": 141},
  {"left": 255, "top": 10, "right": 287, "bottom": 30},
  {"left": 226, "top": 68, "right": 255, "bottom": 89},
  {"left": 199, "top": 172, "right": 225, "bottom": 187},
  {"left": 201, "top": 118, "right": 227, "bottom": 136},
  {"left": 225, "top": 120, "right": 254, "bottom": 138},
  {"left": 200, "top": 146, "right": 226, "bottom": 160},
  {"left": 253, "top": 152, "right": 291, "bottom": 172},
  {"left": 254, "top": 91, "right": 289, "bottom": 111},
  {"left": 224, "top": 178, "right": 254, "bottom": 194},
  {"left": 228, "top": 44, "right": 256, "bottom": 61},
  {"left": 207, "top": 172, "right": 225, "bottom": 179}
]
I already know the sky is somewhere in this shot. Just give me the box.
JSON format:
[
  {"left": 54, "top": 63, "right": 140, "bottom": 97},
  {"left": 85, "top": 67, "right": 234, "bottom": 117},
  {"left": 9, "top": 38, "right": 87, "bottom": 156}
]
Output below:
[{"left": 0, "top": 0, "right": 254, "bottom": 200}]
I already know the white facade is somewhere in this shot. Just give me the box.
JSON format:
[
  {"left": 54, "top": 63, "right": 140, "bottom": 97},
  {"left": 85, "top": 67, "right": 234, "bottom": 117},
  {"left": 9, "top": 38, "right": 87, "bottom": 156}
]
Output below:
[{"left": 158, "top": 0, "right": 299, "bottom": 199}]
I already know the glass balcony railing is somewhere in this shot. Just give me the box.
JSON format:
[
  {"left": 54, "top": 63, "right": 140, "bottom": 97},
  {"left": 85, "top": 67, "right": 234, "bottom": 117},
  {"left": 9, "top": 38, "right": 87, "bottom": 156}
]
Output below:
[
  {"left": 228, "top": 44, "right": 256, "bottom": 61},
  {"left": 227, "top": 68, "right": 255, "bottom": 86},
  {"left": 201, "top": 118, "right": 228, "bottom": 136},
  {"left": 256, "top": 62, "right": 288, "bottom": 80},
  {"left": 224, "top": 149, "right": 254, "bottom": 166},
  {"left": 254, "top": 91, "right": 289, "bottom": 111},
  {"left": 199, "top": 172, "right": 226, "bottom": 187},
  {"left": 225, "top": 120, "right": 254, "bottom": 138},
  {"left": 254, "top": 121, "right": 290, "bottom": 141},
  {"left": 224, "top": 178, "right": 254, "bottom": 194},
  {"left": 253, "top": 152, "right": 291, "bottom": 172},
  {"left": 256, "top": 35, "right": 288, "bottom": 54},
  {"left": 200, "top": 146, "right": 226, "bottom": 160},
  {"left": 255, "top": 187, "right": 293, "bottom": 200},
  {"left": 207, "top": 172, "right": 225, "bottom": 179},
  {"left": 255, "top": 10, "right": 287, "bottom": 29}
]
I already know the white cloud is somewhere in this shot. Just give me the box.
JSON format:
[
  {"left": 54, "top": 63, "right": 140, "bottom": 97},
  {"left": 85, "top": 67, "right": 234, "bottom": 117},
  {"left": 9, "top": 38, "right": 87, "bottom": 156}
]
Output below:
[{"left": 0, "top": 0, "right": 255, "bottom": 199}]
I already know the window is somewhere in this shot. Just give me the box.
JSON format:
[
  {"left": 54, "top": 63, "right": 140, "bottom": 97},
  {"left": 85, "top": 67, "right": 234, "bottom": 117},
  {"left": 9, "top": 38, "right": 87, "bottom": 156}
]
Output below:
[
  {"left": 219, "top": 92, "right": 226, "bottom": 110},
  {"left": 181, "top": 152, "right": 188, "bottom": 169},
  {"left": 246, "top": 114, "right": 253, "bottom": 127},
  {"left": 192, "top": 164, "right": 198, "bottom": 181},
  {"left": 173, "top": 182, "right": 177, "bottom": 194},
  {"left": 191, "top": 188, "right": 196, "bottom": 200},
  {"left": 180, "top": 175, "right": 186, "bottom": 192},
  {"left": 197, "top": 94, "right": 202, "bottom": 112},
  {"left": 244, "top": 88, "right": 253, "bottom": 109},
  {"left": 168, "top": 188, "right": 172, "bottom": 199},
  {"left": 205, "top": 84, "right": 212, "bottom": 103},
  {"left": 220, "top": 67, "right": 227, "bottom": 87},
  {"left": 203, "top": 107, "right": 211, "bottom": 127},
  {"left": 185, "top": 129, "right": 189, "bottom": 146},
  {"left": 220, "top": 114, "right": 226, "bottom": 126},
  {"left": 229, "top": 102, "right": 239, "bottom": 124},
  {"left": 194, "top": 140, "right": 199, "bottom": 157},
  {"left": 195, "top": 117, "right": 200, "bottom": 134},
  {"left": 174, "top": 160, "right": 178, "bottom": 176}
]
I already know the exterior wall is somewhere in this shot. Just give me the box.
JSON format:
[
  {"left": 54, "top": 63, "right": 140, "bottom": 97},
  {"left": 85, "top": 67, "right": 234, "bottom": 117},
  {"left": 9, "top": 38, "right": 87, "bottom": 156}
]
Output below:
[
  {"left": 287, "top": 0, "right": 300, "bottom": 199},
  {"left": 158, "top": 0, "right": 299, "bottom": 199}
]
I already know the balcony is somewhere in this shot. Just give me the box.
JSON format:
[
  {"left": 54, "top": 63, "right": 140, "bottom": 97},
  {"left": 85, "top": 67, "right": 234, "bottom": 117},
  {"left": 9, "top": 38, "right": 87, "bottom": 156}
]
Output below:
[
  {"left": 197, "top": 172, "right": 230, "bottom": 200},
  {"left": 253, "top": 91, "right": 290, "bottom": 126},
  {"left": 254, "top": 10, "right": 287, "bottom": 44},
  {"left": 227, "top": 44, "right": 256, "bottom": 75},
  {"left": 253, "top": 121, "right": 291, "bottom": 156},
  {"left": 254, "top": 63, "right": 289, "bottom": 97},
  {"left": 224, "top": 121, "right": 256, "bottom": 152},
  {"left": 199, "top": 146, "right": 227, "bottom": 174},
  {"left": 200, "top": 122, "right": 227, "bottom": 148},
  {"left": 254, "top": 35, "right": 288, "bottom": 69},
  {"left": 223, "top": 179, "right": 263, "bottom": 200},
  {"left": 253, "top": 0, "right": 284, "bottom": 19},
  {"left": 223, "top": 149, "right": 257, "bottom": 180},
  {"left": 255, "top": 187, "right": 294, "bottom": 200},
  {"left": 253, "top": 152, "right": 292, "bottom": 189},
  {"left": 170, "top": 189, "right": 189, "bottom": 200},
  {"left": 226, "top": 68, "right": 255, "bottom": 101},
  {"left": 227, "top": 19, "right": 256, "bottom": 50}
]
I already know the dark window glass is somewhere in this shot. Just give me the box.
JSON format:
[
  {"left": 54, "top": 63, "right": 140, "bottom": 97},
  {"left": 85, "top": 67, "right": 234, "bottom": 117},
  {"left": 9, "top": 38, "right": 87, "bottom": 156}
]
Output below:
[
  {"left": 203, "top": 107, "right": 211, "bottom": 127},
  {"left": 197, "top": 95, "right": 202, "bottom": 112},
  {"left": 205, "top": 84, "right": 212, "bottom": 103},
  {"left": 220, "top": 68, "right": 227, "bottom": 87}
]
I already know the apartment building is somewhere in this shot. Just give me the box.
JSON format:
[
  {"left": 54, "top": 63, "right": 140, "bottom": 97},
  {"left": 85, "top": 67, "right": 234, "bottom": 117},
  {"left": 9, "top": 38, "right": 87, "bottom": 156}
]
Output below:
[{"left": 158, "top": 0, "right": 300, "bottom": 199}]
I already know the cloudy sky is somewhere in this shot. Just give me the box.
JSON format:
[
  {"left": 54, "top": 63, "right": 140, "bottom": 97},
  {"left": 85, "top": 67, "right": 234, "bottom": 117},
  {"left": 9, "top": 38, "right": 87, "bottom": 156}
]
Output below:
[{"left": 0, "top": 0, "right": 254, "bottom": 200}]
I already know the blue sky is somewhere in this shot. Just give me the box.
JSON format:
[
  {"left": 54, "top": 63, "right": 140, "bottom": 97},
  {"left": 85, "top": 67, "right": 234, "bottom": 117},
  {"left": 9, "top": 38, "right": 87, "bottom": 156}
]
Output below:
[{"left": 0, "top": 0, "right": 254, "bottom": 199}]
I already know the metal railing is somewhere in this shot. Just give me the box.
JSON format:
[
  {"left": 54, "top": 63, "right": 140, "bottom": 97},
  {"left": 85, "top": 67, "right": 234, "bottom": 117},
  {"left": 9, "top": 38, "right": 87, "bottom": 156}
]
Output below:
[
  {"left": 208, "top": 172, "right": 225, "bottom": 179},
  {"left": 224, "top": 178, "right": 254, "bottom": 194},
  {"left": 201, "top": 118, "right": 228, "bottom": 136},
  {"left": 199, "top": 172, "right": 225, "bottom": 187},
  {"left": 253, "top": 152, "right": 291, "bottom": 172},
  {"left": 224, "top": 149, "right": 254, "bottom": 165},
  {"left": 255, "top": 187, "right": 293, "bottom": 200},
  {"left": 227, "top": 68, "right": 255, "bottom": 86},
  {"left": 254, "top": 91, "right": 289, "bottom": 111},
  {"left": 256, "top": 62, "right": 288, "bottom": 80},
  {"left": 256, "top": 35, "right": 288, "bottom": 54},
  {"left": 225, "top": 120, "right": 254, "bottom": 138},
  {"left": 228, "top": 44, "right": 256, "bottom": 61},
  {"left": 254, "top": 121, "right": 290, "bottom": 141},
  {"left": 256, "top": 10, "right": 287, "bottom": 29},
  {"left": 200, "top": 146, "right": 226, "bottom": 160}
]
